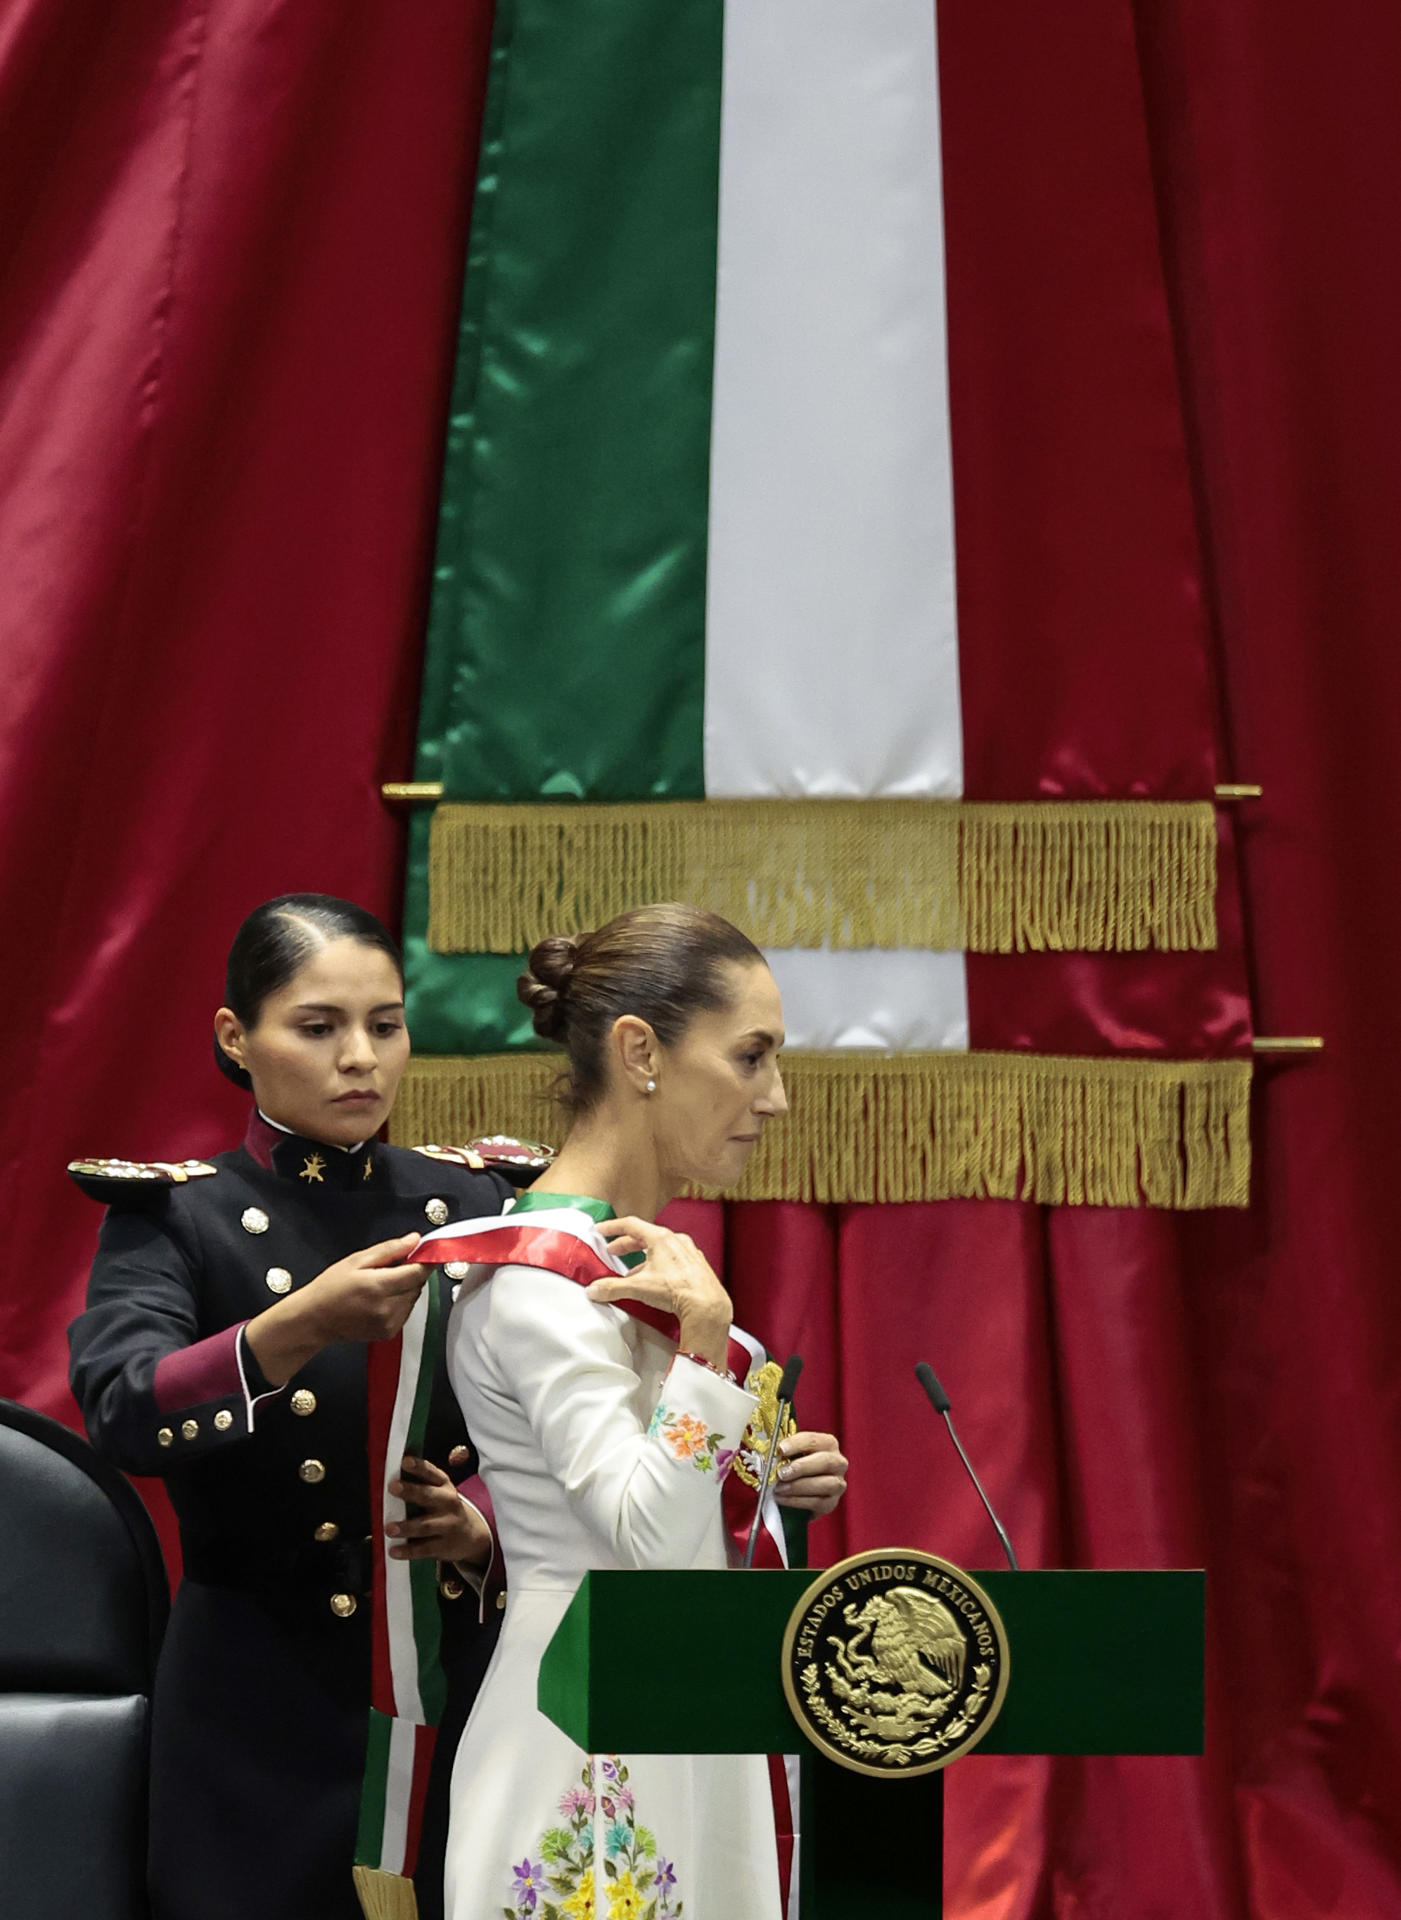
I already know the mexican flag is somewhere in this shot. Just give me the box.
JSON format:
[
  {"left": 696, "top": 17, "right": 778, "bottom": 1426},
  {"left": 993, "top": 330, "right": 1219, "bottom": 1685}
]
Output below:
[{"left": 392, "top": 0, "right": 1251, "bottom": 1211}]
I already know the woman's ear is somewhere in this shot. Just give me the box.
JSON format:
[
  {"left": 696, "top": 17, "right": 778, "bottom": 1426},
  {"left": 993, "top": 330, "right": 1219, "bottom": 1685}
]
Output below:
[
  {"left": 213, "top": 1007, "right": 246, "bottom": 1069},
  {"left": 611, "top": 1014, "right": 659, "bottom": 1095}
]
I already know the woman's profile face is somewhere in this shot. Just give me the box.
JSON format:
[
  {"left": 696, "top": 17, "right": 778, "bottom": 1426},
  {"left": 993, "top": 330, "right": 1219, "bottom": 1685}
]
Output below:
[
  {"left": 214, "top": 937, "right": 410, "bottom": 1147},
  {"left": 651, "top": 960, "right": 788, "bottom": 1191}
]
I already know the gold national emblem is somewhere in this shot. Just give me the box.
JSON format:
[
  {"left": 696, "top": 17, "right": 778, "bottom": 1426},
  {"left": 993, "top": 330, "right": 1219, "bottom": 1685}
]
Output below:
[
  {"left": 781, "top": 1550, "right": 1010, "bottom": 1777},
  {"left": 733, "top": 1361, "right": 798, "bottom": 1490}
]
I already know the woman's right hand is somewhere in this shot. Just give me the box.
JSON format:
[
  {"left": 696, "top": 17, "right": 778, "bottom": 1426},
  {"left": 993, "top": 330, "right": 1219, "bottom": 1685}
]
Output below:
[
  {"left": 244, "top": 1235, "right": 428, "bottom": 1386},
  {"left": 299, "top": 1236, "right": 429, "bottom": 1343},
  {"left": 588, "top": 1218, "right": 733, "bottom": 1370}
]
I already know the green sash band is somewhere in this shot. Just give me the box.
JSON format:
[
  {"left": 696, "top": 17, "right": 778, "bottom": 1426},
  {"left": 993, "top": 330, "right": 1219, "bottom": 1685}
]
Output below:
[{"left": 508, "top": 1187, "right": 647, "bottom": 1271}]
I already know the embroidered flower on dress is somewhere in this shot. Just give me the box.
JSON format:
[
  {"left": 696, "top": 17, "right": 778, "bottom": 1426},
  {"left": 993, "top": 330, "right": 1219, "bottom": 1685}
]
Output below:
[
  {"left": 514, "top": 1757, "right": 684, "bottom": 1919},
  {"left": 646, "top": 1402, "right": 734, "bottom": 1478},
  {"left": 604, "top": 1819, "right": 631, "bottom": 1855},
  {"left": 510, "top": 1856, "right": 545, "bottom": 1911},
  {"left": 606, "top": 1868, "right": 644, "bottom": 1919}
]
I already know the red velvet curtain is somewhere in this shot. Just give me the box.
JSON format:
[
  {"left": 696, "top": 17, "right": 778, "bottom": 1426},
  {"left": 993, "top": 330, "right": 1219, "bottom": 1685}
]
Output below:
[{"left": 3, "top": 4, "right": 1399, "bottom": 1918}]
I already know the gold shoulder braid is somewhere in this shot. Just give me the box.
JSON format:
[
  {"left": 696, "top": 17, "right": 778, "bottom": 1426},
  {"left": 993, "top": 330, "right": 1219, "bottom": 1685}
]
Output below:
[
  {"left": 412, "top": 1144, "right": 487, "bottom": 1170},
  {"left": 68, "top": 1158, "right": 218, "bottom": 1184},
  {"left": 733, "top": 1359, "right": 799, "bottom": 1490}
]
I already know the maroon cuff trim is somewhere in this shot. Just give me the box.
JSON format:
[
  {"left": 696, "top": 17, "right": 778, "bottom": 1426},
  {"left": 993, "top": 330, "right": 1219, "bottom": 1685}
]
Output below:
[
  {"left": 458, "top": 1473, "right": 505, "bottom": 1621},
  {"left": 153, "top": 1325, "right": 244, "bottom": 1414}
]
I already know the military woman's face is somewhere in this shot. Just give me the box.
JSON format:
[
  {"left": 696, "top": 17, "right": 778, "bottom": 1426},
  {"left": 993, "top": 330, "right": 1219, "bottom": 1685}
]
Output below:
[{"left": 215, "top": 938, "right": 410, "bottom": 1148}]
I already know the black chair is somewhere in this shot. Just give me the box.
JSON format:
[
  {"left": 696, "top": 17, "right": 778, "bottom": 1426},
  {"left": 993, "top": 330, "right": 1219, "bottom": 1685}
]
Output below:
[{"left": 0, "top": 1398, "right": 168, "bottom": 1920}]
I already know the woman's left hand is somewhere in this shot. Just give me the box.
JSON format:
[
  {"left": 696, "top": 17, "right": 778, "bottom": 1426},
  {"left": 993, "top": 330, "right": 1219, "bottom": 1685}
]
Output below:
[
  {"left": 386, "top": 1455, "right": 492, "bottom": 1568},
  {"left": 774, "top": 1430, "right": 848, "bottom": 1516}
]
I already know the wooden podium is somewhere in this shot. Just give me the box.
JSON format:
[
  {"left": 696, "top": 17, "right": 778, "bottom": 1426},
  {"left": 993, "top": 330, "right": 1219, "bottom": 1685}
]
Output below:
[{"left": 538, "top": 1567, "right": 1205, "bottom": 1918}]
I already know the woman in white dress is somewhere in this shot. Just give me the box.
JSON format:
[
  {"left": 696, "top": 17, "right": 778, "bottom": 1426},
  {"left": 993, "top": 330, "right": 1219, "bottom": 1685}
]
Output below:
[{"left": 441, "top": 905, "right": 848, "bottom": 1920}]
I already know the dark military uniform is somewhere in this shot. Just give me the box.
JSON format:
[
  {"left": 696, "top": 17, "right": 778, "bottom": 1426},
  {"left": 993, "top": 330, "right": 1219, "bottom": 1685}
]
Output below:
[{"left": 67, "top": 1112, "right": 513, "bottom": 1920}]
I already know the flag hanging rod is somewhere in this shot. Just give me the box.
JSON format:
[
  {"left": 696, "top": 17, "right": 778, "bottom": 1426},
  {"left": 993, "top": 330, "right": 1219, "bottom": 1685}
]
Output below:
[
  {"left": 1251, "top": 1037, "right": 1324, "bottom": 1053},
  {"left": 380, "top": 782, "right": 1262, "bottom": 804}
]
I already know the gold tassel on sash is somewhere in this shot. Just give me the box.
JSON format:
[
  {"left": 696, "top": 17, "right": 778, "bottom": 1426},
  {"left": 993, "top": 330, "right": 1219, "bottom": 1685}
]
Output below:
[{"left": 352, "top": 1865, "right": 420, "bottom": 1919}]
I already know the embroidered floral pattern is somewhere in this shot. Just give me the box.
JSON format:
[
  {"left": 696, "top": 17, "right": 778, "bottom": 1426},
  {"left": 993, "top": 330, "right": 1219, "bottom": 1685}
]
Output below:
[
  {"left": 507, "top": 1757, "right": 683, "bottom": 1920},
  {"left": 646, "top": 1403, "right": 735, "bottom": 1477}
]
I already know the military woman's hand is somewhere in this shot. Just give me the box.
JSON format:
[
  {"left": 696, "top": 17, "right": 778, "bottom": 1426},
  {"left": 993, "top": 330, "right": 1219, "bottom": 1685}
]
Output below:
[
  {"left": 387, "top": 1456, "right": 491, "bottom": 1569},
  {"left": 299, "top": 1235, "right": 429, "bottom": 1344},
  {"left": 244, "top": 1235, "right": 429, "bottom": 1386}
]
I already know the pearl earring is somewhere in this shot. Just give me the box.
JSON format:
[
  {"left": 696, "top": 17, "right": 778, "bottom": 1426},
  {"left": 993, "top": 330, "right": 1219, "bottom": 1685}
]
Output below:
[{"left": 645, "top": 1078, "right": 656, "bottom": 1094}]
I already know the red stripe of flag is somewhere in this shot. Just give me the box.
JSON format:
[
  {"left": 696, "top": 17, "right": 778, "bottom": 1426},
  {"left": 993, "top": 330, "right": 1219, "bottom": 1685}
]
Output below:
[{"left": 367, "top": 1334, "right": 399, "bottom": 1715}]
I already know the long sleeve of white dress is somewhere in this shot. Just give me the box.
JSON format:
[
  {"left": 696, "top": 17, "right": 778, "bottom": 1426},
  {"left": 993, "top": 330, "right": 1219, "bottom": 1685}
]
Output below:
[{"left": 465, "top": 1264, "right": 758, "bottom": 1572}]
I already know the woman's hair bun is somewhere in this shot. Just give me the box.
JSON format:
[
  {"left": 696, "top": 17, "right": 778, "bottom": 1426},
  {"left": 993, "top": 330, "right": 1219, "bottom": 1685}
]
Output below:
[{"left": 517, "top": 935, "right": 579, "bottom": 1042}]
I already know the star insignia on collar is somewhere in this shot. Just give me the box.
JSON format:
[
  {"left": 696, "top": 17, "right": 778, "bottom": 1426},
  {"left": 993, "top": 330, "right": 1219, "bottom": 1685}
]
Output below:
[
  {"left": 362, "top": 1155, "right": 373, "bottom": 1181},
  {"left": 299, "top": 1152, "right": 326, "bottom": 1184}
]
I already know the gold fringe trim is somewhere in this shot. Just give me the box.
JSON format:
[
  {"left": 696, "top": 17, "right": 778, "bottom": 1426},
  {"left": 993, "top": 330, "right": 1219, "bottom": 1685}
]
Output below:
[
  {"left": 352, "top": 1866, "right": 420, "bottom": 1920},
  {"left": 391, "top": 1052, "right": 1251, "bottom": 1210},
  {"left": 427, "top": 799, "right": 1218, "bottom": 956}
]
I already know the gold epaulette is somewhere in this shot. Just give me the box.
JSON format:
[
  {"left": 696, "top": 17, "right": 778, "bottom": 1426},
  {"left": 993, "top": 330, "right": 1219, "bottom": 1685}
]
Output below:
[
  {"left": 413, "top": 1136, "right": 555, "bottom": 1185},
  {"left": 67, "top": 1158, "right": 219, "bottom": 1202}
]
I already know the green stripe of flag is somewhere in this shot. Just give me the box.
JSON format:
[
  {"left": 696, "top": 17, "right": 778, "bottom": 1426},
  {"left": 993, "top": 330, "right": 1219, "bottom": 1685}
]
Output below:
[
  {"left": 354, "top": 1707, "right": 392, "bottom": 1866},
  {"left": 402, "top": 816, "right": 532, "bottom": 1055},
  {"left": 417, "top": 0, "right": 722, "bottom": 803}
]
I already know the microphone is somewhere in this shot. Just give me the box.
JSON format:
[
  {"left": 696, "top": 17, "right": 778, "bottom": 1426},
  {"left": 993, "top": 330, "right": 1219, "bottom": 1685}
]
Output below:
[
  {"left": 743, "top": 1352, "right": 804, "bottom": 1569},
  {"left": 915, "top": 1361, "right": 1020, "bottom": 1571}
]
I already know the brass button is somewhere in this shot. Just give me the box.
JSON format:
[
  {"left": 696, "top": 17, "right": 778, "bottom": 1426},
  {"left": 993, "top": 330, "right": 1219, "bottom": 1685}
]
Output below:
[
  {"left": 241, "top": 1207, "right": 270, "bottom": 1235},
  {"left": 290, "top": 1389, "right": 317, "bottom": 1417},
  {"left": 213, "top": 1410, "right": 233, "bottom": 1432},
  {"left": 181, "top": 1419, "right": 199, "bottom": 1441},
  {"left": 495, "top": 1592, "right": 506, "bottom": 1611},
  {"left": 448, "top": 1445, "right": 471, "bottom": 1471},
  {"left": 265, "top": 1266, "right": 292, "bottom": 1295},
  {"left": 440, "top": 1573, "right": 465, "bottom": 1601},
  {"left": 157, "top": 1427, "right": 173, "bottom": 1448},
  {"left": 445, "top": 1261, "right": 469, "bottom": 1281},
  {"left": 330, "top": 1593, "right": 357, "bottom": 1618},
  {"left": 299, "top": 1459, "right": 326, "bottom": 1484},
  {"left": 314, "top": 1521, "right": 340, "bottom": 1543},
  {"left": 425, "top": 1198, "right": 450, "bottom": 1226}
]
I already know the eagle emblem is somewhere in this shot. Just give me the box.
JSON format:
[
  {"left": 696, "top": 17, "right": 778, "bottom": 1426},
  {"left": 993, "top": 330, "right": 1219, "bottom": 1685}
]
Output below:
[{"left": 781, "top": 1550, "right": 1010, "bottom": 1777}]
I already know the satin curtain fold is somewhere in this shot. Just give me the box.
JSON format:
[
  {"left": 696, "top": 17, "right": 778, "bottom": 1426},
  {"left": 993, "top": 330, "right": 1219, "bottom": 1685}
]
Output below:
[
  {"left": 3, "top": 6, "right": 1401, "bottom": 1920},
  {"left": 0, "top": 0, "right": 497, "bottom": 1544}
]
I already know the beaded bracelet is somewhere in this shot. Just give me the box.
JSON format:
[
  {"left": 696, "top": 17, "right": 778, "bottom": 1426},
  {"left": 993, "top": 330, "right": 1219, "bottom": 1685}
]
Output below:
[{"left": 676, "top": 1349, "right": 738, "bottom": 1385}]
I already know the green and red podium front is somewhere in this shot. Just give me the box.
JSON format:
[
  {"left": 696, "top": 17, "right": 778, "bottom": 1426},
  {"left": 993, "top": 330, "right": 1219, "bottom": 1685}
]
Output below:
[{"left": 538, "top": 1568, "right": 1205, "bottom": 1918}]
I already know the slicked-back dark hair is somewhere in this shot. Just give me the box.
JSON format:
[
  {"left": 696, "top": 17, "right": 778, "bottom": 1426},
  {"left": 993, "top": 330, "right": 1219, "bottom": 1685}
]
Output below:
[
  {"left": 215, "top": 894, "right": 403, "bottom": 1089},
  {"left": 517, "top": 903, "right": 765, "bottom": 1114}
]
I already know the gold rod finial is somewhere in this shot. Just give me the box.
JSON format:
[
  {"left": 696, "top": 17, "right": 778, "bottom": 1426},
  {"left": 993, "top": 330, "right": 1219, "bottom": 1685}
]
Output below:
[{"left": 381, "top": 782, "right": 445, "bottom": 803}]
